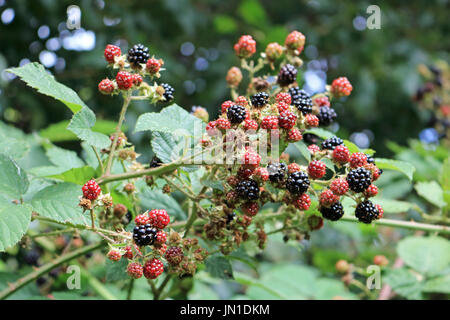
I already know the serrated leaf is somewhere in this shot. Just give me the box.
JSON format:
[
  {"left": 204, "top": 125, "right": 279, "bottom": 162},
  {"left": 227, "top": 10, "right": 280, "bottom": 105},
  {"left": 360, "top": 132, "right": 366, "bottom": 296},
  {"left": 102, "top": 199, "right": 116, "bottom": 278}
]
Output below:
[
  {"left": 151, "top": 131, "right": 181, "bottom": 163},
  {"left": 414, "top": 181, "right": 446, "bottom": 208},
  {"left": 0, "top": 154, "right": 29, "bottom": 201},
  {"left": 46, "top": 146, "right": 85, "bottom": 170},
  {"left": 31, "top": 183, "right": 90, "bottom": 225},
  {"left": 105, "top": 258, "right": 128, "bottom": 282},
  {"left": 0, "top": 202, "right": 32, "bottom": 251},
  {"left": 303, "top": 128, "right": 334, "bottom": 140},
  {"left": 205, "top": 255, "right": 234, "bottom": 279},
  {"left": 294, "top": 140, "right": 311, "bottom": 162},
  {"left": 7, "top": 62, "right": 87, "bottom": 113},
  {"left": 0, "top": 136, "right": 30, "bottom": 160},
  {"left": 397, "top": 236, "right": 450, "bottom": 276},
  {"left": 67, "top": 107, "right": 111, "bottom": 149},
  {"left": 374, "top": 158, "right": 415, "bottom": 181},
  {"left": 140, "top": 189, "right": 186, "bottom": 220},
  {"left": 384, "top": 268, "right": 424, "bottom": 300},
  {"left": 48, "top": 166, "right": 96, "bottom": 185}
]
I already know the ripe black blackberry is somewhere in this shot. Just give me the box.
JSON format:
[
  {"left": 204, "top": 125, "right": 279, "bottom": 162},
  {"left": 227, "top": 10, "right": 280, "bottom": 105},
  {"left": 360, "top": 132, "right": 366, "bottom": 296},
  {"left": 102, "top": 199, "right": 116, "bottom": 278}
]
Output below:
[
  {"left": 321, "top": 136, "right": 344, "bottom": 150},
  {"left": 286, "top": 171, "right": 310, "bottom": 194},
  {"left": 366, "top": 155, "right": 375, "bottom": 165},
  {"left": 127, "top": 44, "right": 150, "bottom": 67},
  {"left": 160, "top": 83, "right": 175, "bottom": 102},
  {"left": 133, "top": 223, "right": 157, "bottom": 246},
  {"left": 319, "top": 202, "right": 344, "bottom": 221},
  {"left": 317, "top": 107, "right": 337, "bottom": 126},
  {"left": 267, "top": 162, "right": 287, "bottom": 183},
  {"left": 346, "top": 167, "right": 372, "bottom": 193},
  {"left": 236, "top": 179, "right": 260, "bottom": 200},
  {"left": 226, "top": 212, "right": 236, "bottom": 225},
  {"left": 288, "top": 87, "right": 313, "bottom": 114},
  {"left": 250, "top": 92, "right": 269, "bottom": 108},
  {"left": 150, "top": 156, "right": 162, "bottom": 168},
  {"left": 303, "top": 133, "right": 319, "bottom": 145},
  {"left": 277, "top": 64, "right": 297, "bottom": 86},
  {"left": 355, "top": 200, "right": 379, "bottom": 224},
  {"left": 227, "top": 104, "right": 247, "bottom": 124}
]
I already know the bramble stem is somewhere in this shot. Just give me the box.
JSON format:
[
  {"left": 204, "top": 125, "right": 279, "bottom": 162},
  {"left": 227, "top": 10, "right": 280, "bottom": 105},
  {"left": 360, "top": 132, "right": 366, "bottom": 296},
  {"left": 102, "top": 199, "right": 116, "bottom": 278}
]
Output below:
[
  {"left": 91, "top": 146, "right": 104, "bottom": 174},
  {"left": 0, "top": 242, "right": 105, "bottom": 300},
  {"left": 154, "top": 274, "right": 172, "bottom": 300}
]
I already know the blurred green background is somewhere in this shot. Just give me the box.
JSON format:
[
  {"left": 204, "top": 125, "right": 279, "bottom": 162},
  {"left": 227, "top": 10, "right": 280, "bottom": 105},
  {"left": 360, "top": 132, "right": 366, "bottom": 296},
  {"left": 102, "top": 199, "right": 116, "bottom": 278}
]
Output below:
[{"left": 0, "top": 0, "right": 449, "bottom": 156}]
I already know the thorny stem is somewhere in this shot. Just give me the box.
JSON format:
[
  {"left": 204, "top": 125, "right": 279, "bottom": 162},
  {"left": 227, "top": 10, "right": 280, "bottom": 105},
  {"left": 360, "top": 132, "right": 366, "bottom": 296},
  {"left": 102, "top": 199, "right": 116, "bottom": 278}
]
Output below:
[
  {"left": 0, "top": 242, "right": 105, "bottom": 300},
  {"left": 91, "top": 146, "right": 104, "bottom": 174}
]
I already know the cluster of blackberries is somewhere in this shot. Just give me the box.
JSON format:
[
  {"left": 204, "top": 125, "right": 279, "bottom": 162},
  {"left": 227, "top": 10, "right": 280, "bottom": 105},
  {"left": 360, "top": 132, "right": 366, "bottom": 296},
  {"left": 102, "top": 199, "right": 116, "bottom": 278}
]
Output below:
[{"left": 133, "top": 224, "right": 157, "bottom": 246}]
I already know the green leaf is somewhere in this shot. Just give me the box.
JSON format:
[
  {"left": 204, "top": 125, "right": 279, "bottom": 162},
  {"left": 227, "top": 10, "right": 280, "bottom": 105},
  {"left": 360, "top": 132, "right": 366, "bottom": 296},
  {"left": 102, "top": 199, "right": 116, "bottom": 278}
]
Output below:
[
  {"left": 105, "top": 258, "right": 128, "bottom": 282},
  {"left": 31, "top": 183, "right": 91, "bottom": 225},
  {"left": 140, "top": 189, "right": 186, "bottom": 221},
  {"left": 238, "top": 0, "right": 267, "bottom": 27},
  {"left": 414, "top": 181, "right": 446, "bottom": 208},
  {"left": 374, "top": 198, "right": 414, "bottom": 214},
  {"left": 303, "top": 128, "right": 334, "bottom": 140},
  {"left": 0, "top": 200, "right": 32, "bottom": 251},
  {"left": 423, "top": 274, "right": 450, "bottom": 294},
  {"left": 315, "top": 278, "right": 357, "bottom": 300},
  {"left": 7, "top": 62, "right": 87, "bottom": 113},
  {"left": 205, "top": 255, "right": 234, "bottom": 279},
  {"left": 213, "top": 15, "right": 237, "bottom": 33},
  {"left": 384, "top": 268, "right": 424, "bottom": 300},
  {"left": 374, "top": 158, "right": 415, "bottom": 181},
  {"left": 397, "top": 236, "right": 450, "bottom": 276},
  {"left": 293, "top": 140, "right": 311, "bottom": 162},
  {"left": 0, "top": 154, "right": 29, "bottom": 201},
  {"left": 46, "top": 146, "right": 85, "bottom": 170},
  {"left": 151, "top": 131, "right": 180, "bottom": 163},
  {"left": 0, "top": 135, "right": 30, "bottom": 160},
  {"left": 67, "top": 107, "right": 111, "bottom": 149},
  {"left": 48, "top": 166, "right": 96, "bottom": 185}
]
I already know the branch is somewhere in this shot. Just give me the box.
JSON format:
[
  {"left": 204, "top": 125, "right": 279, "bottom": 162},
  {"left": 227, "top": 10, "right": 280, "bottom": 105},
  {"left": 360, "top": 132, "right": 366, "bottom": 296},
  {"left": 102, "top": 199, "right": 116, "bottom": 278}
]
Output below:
[{"left": 0, "top": 242, "right": 105, "bottom": 300}]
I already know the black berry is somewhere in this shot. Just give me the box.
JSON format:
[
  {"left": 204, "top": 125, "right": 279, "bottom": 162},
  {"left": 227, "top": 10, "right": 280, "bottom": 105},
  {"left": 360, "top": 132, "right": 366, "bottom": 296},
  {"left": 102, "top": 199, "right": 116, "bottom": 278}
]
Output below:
[
  {"left": 321, "top": 136, "right": 343, "bottom": 150},
  {"left": 277, "top": 64, "right": 297, "bottom": 86},
  {"left": 133, "top": 223, "right": 157, "bottom": 246},
  {"left": 366, "top": 155, "right": 375, "bottom": 165},
  {"left": 267, "top": 162, "right": 287, "bottom": 183},
  {"left": 355, "top": 200, "right": 379, "bottom": 224},
  {"left": 346, "top": 167, "right": 372, "bottom": 193},
  {"left": 227, "top": 104, "right": 247, "bottom": 124},
  {"left": 236, "top": 179, "right": 260, "bottom": 201},
  {"left": 289, "top": 87, "right": 313, "bottom": 114},
  {"left": 250, "top": 92, "right": 269, "bottom": 108},
  {"left": 150, "top": 156, "right": 162, "bottom": 168},
  {"left": 320, "top": 202, "right": 344, "bottom": 221},
  {"left": 286, "top": 171, "right": 310, "bottom": 194},
  {"left": 317, "top": 107, "right": 337, "bottom": 126},
  {"left": 160, "top": 83, "right": 175, "bottom": 102},
  {"left": 127, "top": 44, "right": 150, "bottom": 67}
]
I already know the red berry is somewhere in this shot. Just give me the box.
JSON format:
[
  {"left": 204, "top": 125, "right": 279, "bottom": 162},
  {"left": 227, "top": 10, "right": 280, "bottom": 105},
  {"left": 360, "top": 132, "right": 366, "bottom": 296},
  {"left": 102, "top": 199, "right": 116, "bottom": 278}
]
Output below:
[
  {"left": 155, "top": 230, "right": 167, "bottom": 244},
  {"left": 332, "top": 145, "right": 350, "bottom": 164},
  {"left": 107, "top": 250, "right": 121, "bottom": 262},
  {"left": 330, "top": 178, "right": 349, "bottom": 196},
  {"left": 349, "top": 152, "right": 368, "bottom": 168},
  {"left": 206, "top": 121, "right": 218, "bottom": 136},
  {"left": 123, "top": 246, "right": 133, "bottom": 259},
  {"left": 331, "top": 77, "right": 353, "bottom": 97},
  {"left": 287, "top": 128, "right": 303, "bottom": 142},
  {"left": 221, "top": 100, "right": 234, "bottom": 113},
  {"left": 276, "top": 92, "right": 292, "bottom": 105},
  {"left": 253, "top": 167, "right": 269, "bottom": 182},
  {"left": 104, "top": 44, "right": 121, "bottom": 63},
  {"left": 285, "top": 30, "right": 305, "bottom": 51},
  {"left": 132, "top": 74, "right": 143, "bottom": 86},
  {"left": 242, "top": 202, "right": 259, "bottom": 216},
  {"left": 308, "top": 144, "right": 320, "bottom": 154},
  {"left": 165, "top": 246, "right": 184, "bottom": 265},
  {"left": 304, "top": 114, "right": 319, "bottom": 127},
  {"left": 288, "top": 163, "right": 302, "bottom": 174},
  {"left": 261, "top": 116, "right": 279, "bottom": 130},
  {"left": 364, "top": 184, "right": 378, "bottom": 198},
  {"left": 242, "top": 150, "right": 261, "bottom": 169},
  {"left": 278, "top": 110, "right": 297, "bottom": 129},
  {"left": 243, "top": 119, "right": 258, "bottom": 131},
  {"left": 215, "top": 118, "right": 231, "bottom": 130},
  {"left": 143, "top": 258, "right": 164, "bottom": 279},
  {"left": 82, "top": 179, "right": 101, "bottom": 200},
  {"left": 146, "top": 58, "right": 162, "bottom": 74},
  {"left": 235, "top": 96, "right": 248, "bottom": 107},
  {"left": 293, "top": 193, "right": 311, "bottom": 211},
  {"left": 319, "top": 189, "right": 339, "bottom": 207},
  {"left": 135, "top": 214, "right": 151, "bottom": 226},
  {"left": 234, "top": 35, "right": 256, "bottom": 58},
  {"left": 127, "top": 262, "right": 143, "bottom": 279},
  {"left": 364, "top": 163, "right": 382, "bottom": 181},
  {"left": 237, "top": 166, "right": 254, "bottom": 179},
  {"left": 375, "top": 204, "right": 384, "bottom": 219},
  {"left": 308, "top": 160, "right": 326, "bottom": 179},
  {"left": 116, "top": 71, "right": 133, "bottom": 90},
  {"left": 308, "top": 215, "right": 324, "bottom": 230},
  {"left": 276, "top": 102, "right": 290, "bottom": 113},
  {"left": 313, "top": 96, "right": 330, "bottom": 107},
  {"left": 156, "top": 243, "right": 167, "bottom": 256},
  {"left": 148, "top": 209, "right": 170, "bottom": 229},
  {"left": 98, "top": 79, "right": 116, "bottom": 94}
]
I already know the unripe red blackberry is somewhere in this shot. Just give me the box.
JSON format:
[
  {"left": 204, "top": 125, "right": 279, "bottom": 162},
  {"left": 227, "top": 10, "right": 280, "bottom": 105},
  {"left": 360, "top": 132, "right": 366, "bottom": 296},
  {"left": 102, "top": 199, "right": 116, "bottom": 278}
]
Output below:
[
  {"left": 335, "top": 260, "right": 350, "bottom": 273},
  {"left": 293, "top": 193, "right": 311, "bottom": 211},
  {"left": 349, "top": 152, "right": 368, "bottom": 168},
  {"left": 143, "top": 258, "right": 164, "bottom": 279},
  {"left": 355, "top": 200, "right": 379, "bottom": 224},
  {"left": 363, "top": 184, "right": 378, "bottom": 198},
  {"left": 319, "top": 201, "right": 344, "bottom": 221},
  {"left": 285, "top": 30, "right": 306, "bottom": 51},
  {"left": 253, "top": 167, "right": 269, "bottom": 182},
  {"left": 346, "top": 167, "right": 372, "bottom": 193},
  {"left": 288, "top": 163, "right": 302, "bottom": 174},
  {"left": 221, "top": 100, "right": 234, "bottom": 114},
  {"left": 148, "top": 209, "right": 170, "bottom": 229},
  {"left": 107, "top": 250, "right": 122, "bottom": 262},
  {"left": 305, "top": 114, "right": 319, "bottom": 127},
  {"left": 236, "top": 179, "right": 260, "bottom": 200},
  {"left": 250, "top": 92, "right": 269, "bottom": 108},
  {"left": 116, "top": 71, "right": 133, "bottom": 90},
  {"left": 215, "top": 118, "right": 231, "bottom": 130},
  {"left": 313, "top": 96, "right": 330, "bottom": 107},
  {"left": 331, "top": 77, "right": 353, "bottom": 97},
  {"left": 308, "top": 144, "right": 320, "bottom": 154},
  {"left": 227, "top": 104, "right": 247, "bottom": 124},
  {"left": 332, "top": 145, "right": 350, "bottom": 164},
  {"left": 155, "top": 230, "right": 167, "bottom": 245},
  {"left": 308, "top": 160, "right": 326, "bottom": 179},
  {"left": 276, "top": 92, "right": 292, "bottom": 105},
  {"left": 321, "top": 136, "right": 344, "bottom": 150},
  {"left": 135, "top": 214, "right": 151, "bottom": 226},
  {"left": 82, "top": 180, "right": 101, "bottom": 200},
  {"left": 267, "top": 162, "right": 287, "bottom": 183},
  {"left": 244, "top": 119, "right": 258, "bottom": 131},
  {"left": 317, "top": 106, "right": 337, "bottom": 126},
  {"left": 242, "top": 202, "right": 259, "bottom": 217},
  {"left": 242, "top": 150, "right": 261, "bottom": 169},
  {"left": 277, "top": 64, "right": 297, "bottom": 86},
  {"left": 234, "top": 35, "right": 256, "bottom": 58},
  {"left": 165, "top": 246, "right": 184, "bottom": 265},
  {"left": 98, "top": 79, "right": 116, "bottom": 94},
  {"left": 319, "top": 189, "right": 339, "bottom": 207},
  {"left": 235, "top": 96, "right": 248, "bottom": 107},
  {"left": 206, "top": 121, "right": 217, "bottom": 136},
  {"left": 278, "top": 110, "right": 297, "bottom": 129},
  {"left": 127, "top": 43, "right": 150, "bottom": 67},
  {"left": 261, "top": 115, "right": 279, "bottom": 129},
  {"left": 146, "top": 58, "right": 162, "bottom": 74},
  {"left": 104, "top": 44, "right": 121, "bottom": 63},
  {"left": 276, "top": 102, "right": 290, "bottom": 113},
  {"left": 237, "top": 166, "right": 254, "bottom": 179},
  {"left": 226, "top": 66, "right": 243, "bottom": 88},
  {"left": 330, "top": 178, "right": 349, "bottom": 196},
  {"left": 286, "top": 171, "right": 310, "bottom": 194},
  {"left": 375, "top": 204, "right": 384, "bottom": 219},
  {"left": 287, "top": 128, "right": 303, "bottom": 142},
  {"left": 123, "top": 246, "right": 133, "bottom": 259},
  {"left": 127, "top": 262, "right": 143, "bottom": 279},
  {"left": 373, "top": 255, "right": 389, "bottom": 267}
]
